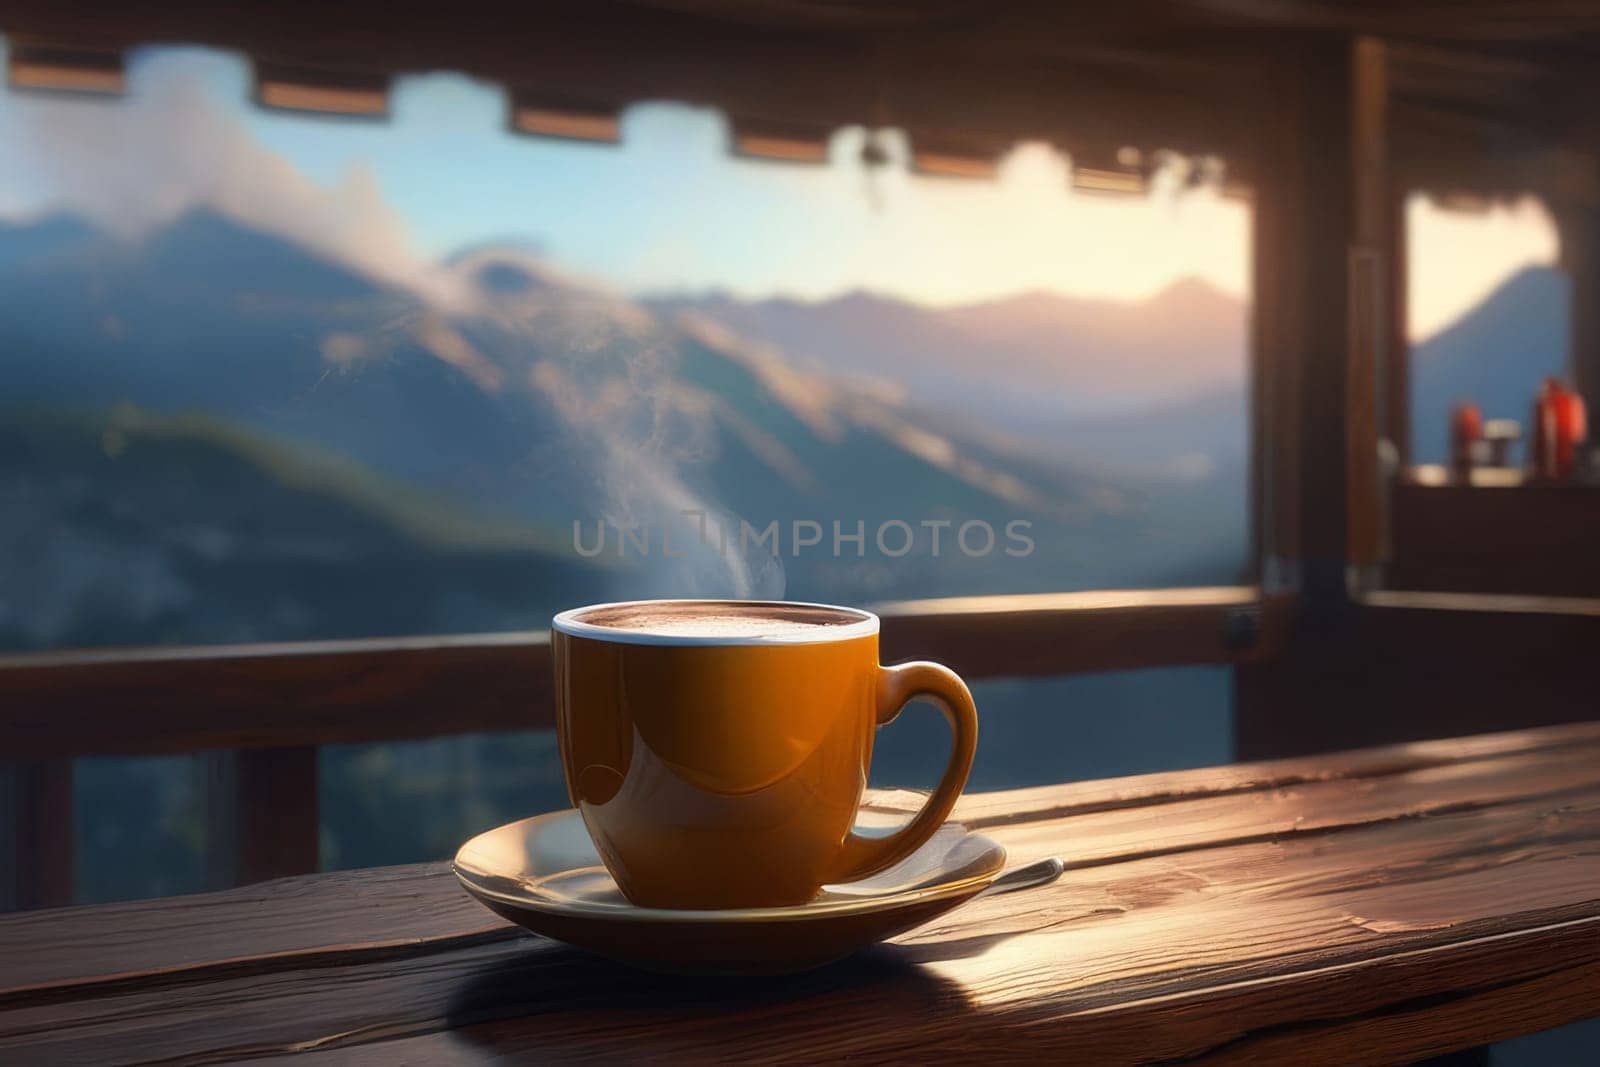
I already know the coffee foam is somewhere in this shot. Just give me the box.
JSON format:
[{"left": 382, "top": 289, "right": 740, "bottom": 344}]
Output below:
[
  {"left": 556, "top": 601, "right": 875, "bottom": 644},
  {"left": 597, "top": 613, "right": 832, "bottom": 638}
]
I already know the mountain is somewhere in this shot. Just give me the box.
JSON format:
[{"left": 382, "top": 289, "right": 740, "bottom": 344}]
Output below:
[
  {"left": 0, "top": 407, "right": 604, "bottom": 649},
  {"left": 1410, "top": 266, "right": 1571, "bottom": 464},
  {"left": 432, "top": 247, "right": 1227, "bottom": 598},
  {"left": 0, "top": 215, "right": 102, "bottom": 273},
  {"left": 0, "top": 212, "right": 592, "bottom": 520},
  {"left": 647, "top": 278, "right": 1246, "bottom": 422},
  {"left": 650, "top": 275, "right": 1254, "bottom": 569},
  {"left": 0, "top": 212, "right": 1111, "bottom": 522},
  {"left": 938, "top": 278, "right": 1245, "bottom": 395},
  {"left": 2, "top": 211, "right": 1251, "bottom": 649}
]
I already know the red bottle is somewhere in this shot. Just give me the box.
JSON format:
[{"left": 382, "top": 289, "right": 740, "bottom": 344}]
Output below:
[
  {"left": 1532, "top": 378, "right": 1588, "bottom": 480},
  {"left": 1450, "top": 401, "right": 1482, "bottom": 478}
]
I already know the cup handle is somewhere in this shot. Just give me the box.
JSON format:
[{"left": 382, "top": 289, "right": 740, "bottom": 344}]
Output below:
[{"left": 824, "top": 661, "right": 979, "bottom": 885}]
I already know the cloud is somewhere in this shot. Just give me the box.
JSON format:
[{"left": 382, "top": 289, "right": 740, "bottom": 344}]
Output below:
[
  {"left": 0, "top": 50, "right": 787, "bottom": 603},
  {"left": 2, "top": 69, "right": 428, "bottom": 292}
]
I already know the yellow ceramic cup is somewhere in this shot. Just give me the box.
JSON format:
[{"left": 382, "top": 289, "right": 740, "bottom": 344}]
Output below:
[{"left": 552, "top": 599, "right": 978, "bottom": 909}]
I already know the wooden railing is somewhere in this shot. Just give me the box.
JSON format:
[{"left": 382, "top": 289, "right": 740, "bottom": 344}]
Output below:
[
  {"left": 13, "top": 581, "right": 1600, "bottom": 910},
  {"left": 0, "top": 586, "right": 1288, "bottom": 910},
  {"left": 1, "top": 587, "right": 1281, "bottom": 762}
]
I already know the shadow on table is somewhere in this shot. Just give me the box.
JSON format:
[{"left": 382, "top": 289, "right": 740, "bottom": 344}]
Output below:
[
  {"left": 892, "top": 928, "right": 1031, "bottom": 965},
  {"left": 444, "top": 942, "right": 978, "bottom": 1057}
]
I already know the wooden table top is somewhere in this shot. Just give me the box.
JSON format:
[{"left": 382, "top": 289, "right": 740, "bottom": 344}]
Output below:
[{"left": 5, "top": 722, "right": 1600, "bottom": 1065}]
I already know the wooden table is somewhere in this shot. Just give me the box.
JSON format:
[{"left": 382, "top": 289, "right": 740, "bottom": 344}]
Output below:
[{"left": 4, "top": 723, "right": 1600, "bottom": 1065}]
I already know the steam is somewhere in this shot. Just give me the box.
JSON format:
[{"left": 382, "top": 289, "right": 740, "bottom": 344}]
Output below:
[{"left": 512, "top": 281, "right": 785, "bottom": 599}]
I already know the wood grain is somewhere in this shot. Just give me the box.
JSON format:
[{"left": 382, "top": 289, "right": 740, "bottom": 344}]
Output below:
[
  {"left": 913, "top": 719, "right": 1600, "bottom": 827},
  {"left": 5, "top": 785, "right": 1599, "bottom": 1063},
  {"left": 0, "top": 865, "right": 508, "bottom": 1003},
  {"left": 7, "top": 722, "right": 1597, "bottom": 999},
  {"left": 3, "top": 724, "right": 1600, "bottom": 1064}
]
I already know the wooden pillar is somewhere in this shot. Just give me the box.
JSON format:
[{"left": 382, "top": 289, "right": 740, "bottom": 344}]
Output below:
[
  {"left": 1346, "top": 35, "right": 1391, "bottom": 580},
  {"left": 1238, "top": 46, "right": 1595, "bottom": 766},
  {"left": 1248, "top": 36, "right": 1356, "bottom": 596},
  {"left": 206, "top": 747, "right": 320, "bottom": 887},
  {"left": 1236, "top": 35, "right": 1360, "bottom": 756},
  {"left": 1, "top": 760, "right": 74, "bottom": 911},
  {"left": 1559, "top": 197, "right": 1600, "bottom": 423},
  {"left": 1247, "top": 33, "right": 1400, "bottom": 585},
  {"left": 1385, "top": 185, "right": 1412, "bottom": 467}
]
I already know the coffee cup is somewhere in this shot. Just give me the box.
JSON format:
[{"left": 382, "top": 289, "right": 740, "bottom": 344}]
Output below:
[{"left": 552, "top": 599, "right": 978, "bottom": 909}]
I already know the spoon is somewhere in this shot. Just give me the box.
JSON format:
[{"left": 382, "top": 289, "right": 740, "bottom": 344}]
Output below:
[{"left": 978, "top": 856, "right": 1064, "bottom": 897}]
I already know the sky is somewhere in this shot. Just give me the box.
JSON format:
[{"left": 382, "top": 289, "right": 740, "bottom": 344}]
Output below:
[{"left": 0, "top": 40, "right": 1561, "bottom": 340}]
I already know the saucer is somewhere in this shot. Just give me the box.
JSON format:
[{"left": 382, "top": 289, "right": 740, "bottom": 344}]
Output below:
[{"left": 452, "top": 806, "right": 1006, "bottom": 974}]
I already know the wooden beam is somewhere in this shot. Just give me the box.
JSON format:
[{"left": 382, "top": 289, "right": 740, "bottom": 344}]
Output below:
[
  {"left": 730, "top": 119, "right": 832, "bottom": 164},
  {"left": 254, "top": 65, "right": 389, "bottom": 118},
  {"left": 509, "top": 94, "right": 621, "bottom": 143},
  {"left": 876, "top": 587, "right": 1289, "bottom": 678},
  {"left": 0, "top": 761, "right": 73, "bottom": 912},
  {"left": 8, "top": 0, "right": 1600, "bottom": 194},
  {"left": 0, "top": 632, "right": 555, "bottom": 762},
  {"left": 0, "top": 589, "right": 1286, "bottom": 762},
  {"left": 0, "top": 2, "right": 1259, "bottom": 167},
  {"left": 5, "top": 40, "right": 123, "bottom": 94}
]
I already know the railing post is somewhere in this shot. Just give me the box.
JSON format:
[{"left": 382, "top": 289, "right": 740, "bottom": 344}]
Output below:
[
  {"left": 206, "top": 747, "right": 320, "bottom": 887},
  {"left": 1, "top": 760, "right": 74, "bottom": 911}
]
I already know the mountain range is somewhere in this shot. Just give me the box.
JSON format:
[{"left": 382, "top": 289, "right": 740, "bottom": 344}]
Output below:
[
  {"left": 0, "top": 210, "right": 1254, "bottom": 649},
  {"left": 1, "top": 209, "right": 1562, "bottom": 650},
  {"left": 4, "top": 205, "right": 1573, "bottom": 915},
  {"left": 648, "top": 277, "right": 1245, "bottom": 423}
]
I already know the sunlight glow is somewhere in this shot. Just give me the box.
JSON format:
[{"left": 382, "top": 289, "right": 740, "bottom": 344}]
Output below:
[{"left": 1408, "top": 195, "right": 1560, "bottom": 341}]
